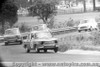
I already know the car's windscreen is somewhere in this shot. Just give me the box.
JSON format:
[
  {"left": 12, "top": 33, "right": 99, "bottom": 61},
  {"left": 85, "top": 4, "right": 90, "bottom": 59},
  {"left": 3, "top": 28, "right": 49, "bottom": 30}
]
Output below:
[
  {"left": 35, "top": 32, "right": 52, "bottom": 39},
  {"left": 80, "top": 20, "right": 88, "bottom": 24},
  {"left": 31, "top": 24, "right": 47, "bottom": 31},
  {"left": 5, "top": 29, "right": 19, "bottom": 35}
]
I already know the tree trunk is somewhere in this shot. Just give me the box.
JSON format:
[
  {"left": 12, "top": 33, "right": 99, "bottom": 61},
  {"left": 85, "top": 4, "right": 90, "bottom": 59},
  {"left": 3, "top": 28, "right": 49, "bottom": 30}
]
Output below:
[
  {"left": 29, "top": 0, "right": 33, "bottom": 5},
  {"left": 83, "top": 0, "right": 86, "bottom": 12},
  {"left": 93, "top": 0, "right": 96, "bottom": 11},
  {"left": 1, "top": 21, "right": 5, "bottom": 34},
  {"left": 42, "top": 18, "right": 47, "bottom": 24}
]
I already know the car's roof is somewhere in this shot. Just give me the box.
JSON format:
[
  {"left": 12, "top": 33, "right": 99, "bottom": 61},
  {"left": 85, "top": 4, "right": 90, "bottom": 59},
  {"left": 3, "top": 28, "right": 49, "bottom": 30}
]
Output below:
[
  {"left": 31, "top": 24, "right": 48, "bottom": 31},
  {"left": 5, "top": 28, "right": 19, "bottom": 31}
]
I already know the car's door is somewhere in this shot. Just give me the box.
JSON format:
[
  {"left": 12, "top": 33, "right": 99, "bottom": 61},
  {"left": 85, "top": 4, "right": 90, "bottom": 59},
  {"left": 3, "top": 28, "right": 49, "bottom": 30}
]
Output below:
[
  {"left": 26, "top": 33, "right": 31, "bottom": 45},
  {"left": 30, "top": 33, "right": 36, "bottom": 49},
  {"left": 22, "top": 34, "right": 30, "bottom": 48}
]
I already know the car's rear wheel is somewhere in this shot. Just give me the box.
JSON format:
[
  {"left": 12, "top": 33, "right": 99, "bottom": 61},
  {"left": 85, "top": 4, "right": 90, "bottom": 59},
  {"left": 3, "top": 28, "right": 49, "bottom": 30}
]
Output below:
[
  {"left": 5, "top": 42, "right": 8, "bottom": 46},
  {"left": 19, "top": 41, "right": 23, "bottom": 44},
  {"left": 89, "top": 26, "right": 92, "bottom": 31},
  {"left": 25, "top": 48, "right": 30, "bottom": 53},
  {"left": 89, "top": 28, "right": 91, "bottom": 31},
  {"left": 85, "top": 29, "right": 87, "bottom": 31},
  {"left": 44, "top": 49, "right": 47, "bottom": 53},
  {"left": 34, "top": 44, "right": 40, "bottom": 53},
  {"left": 95, "top": 28, "right": 98, "bottom": 30},
  {"left": 36, "top": 49, "right": 40, "bottom": 53},
  {"left": 54, "top": 48, "right": 58, "bottom": 53},
  {"left": 78, "top": 30, "right": 81, "bottom": 32}
]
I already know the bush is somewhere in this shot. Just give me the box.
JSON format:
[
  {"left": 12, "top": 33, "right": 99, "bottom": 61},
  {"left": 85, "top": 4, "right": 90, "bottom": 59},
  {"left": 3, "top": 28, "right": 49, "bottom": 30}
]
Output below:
[
  {"left": 19, "top": 22, "right": 30, "bottom": 33},
  {"left": 57, "top": 32, "right": 95, "bottom": 52},
  {"left": 91, "top": 31, "right": 100, "bottom": 45},
  {"left": 58, "top": 31, "right": 100, "bottom": 52},
  {"left": 53, "top": 18, "right": 78, "bottom": 29},
  {"left": 58, "top": 44, "right": 70, "bottom": 52},
  {"left": 67, "top": 18, "right": 75, "bottom": 27}
]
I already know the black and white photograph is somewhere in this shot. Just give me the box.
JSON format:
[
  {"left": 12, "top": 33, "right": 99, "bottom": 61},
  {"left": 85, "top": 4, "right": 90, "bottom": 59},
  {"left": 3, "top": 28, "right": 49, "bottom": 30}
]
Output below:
[{"left": 0, "top": 0, "right": 100, "bottom": 67}]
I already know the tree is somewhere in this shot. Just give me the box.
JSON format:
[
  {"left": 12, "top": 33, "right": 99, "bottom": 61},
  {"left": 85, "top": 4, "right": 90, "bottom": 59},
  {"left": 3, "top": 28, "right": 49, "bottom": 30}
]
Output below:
[
  {"left": 63, "top": 0, "right": 86, "bottom": 12},
  {"left": 28, "top": 0, "right": 57, "bottom": 25},
  {"left": 75, "top": 0, "right": 86, "bottom": 12},
  {"left": 93, "top": 0, "right": 96, "bottom": 11},
  {"left": 0, "top": 0, "right": 18, "bottom": 34},
  {"left": 14, "top": 0, "right": 30, "bottom": 8}
]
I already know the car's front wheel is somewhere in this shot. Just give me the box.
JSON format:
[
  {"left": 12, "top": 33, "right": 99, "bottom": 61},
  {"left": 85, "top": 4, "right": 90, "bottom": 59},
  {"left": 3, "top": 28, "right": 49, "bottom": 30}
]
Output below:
[
  {"left": 54, "top": 47, "right": 58, "bottom": 53},
  {"left": 25, "top": 48, "right": 30, "bottom": 53}
]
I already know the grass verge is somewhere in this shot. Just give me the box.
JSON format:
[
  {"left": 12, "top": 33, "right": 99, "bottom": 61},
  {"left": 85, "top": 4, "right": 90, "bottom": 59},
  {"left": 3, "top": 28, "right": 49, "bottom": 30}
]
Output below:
[{"left": 57, "top": 31, "right": 100, "bottom": 52}]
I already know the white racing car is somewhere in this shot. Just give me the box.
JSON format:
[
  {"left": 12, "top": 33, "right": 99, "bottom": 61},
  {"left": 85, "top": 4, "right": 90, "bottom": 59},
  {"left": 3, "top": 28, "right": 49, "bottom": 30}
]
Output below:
[
  {"left": 23, "top": 30, "right": 58, "bottom": 53},
  {"left": 78, "top": 19, "right": 99, "bottom": 32},
  {"left": 4, "top": 28, "right": 22, "bottom": 45}
]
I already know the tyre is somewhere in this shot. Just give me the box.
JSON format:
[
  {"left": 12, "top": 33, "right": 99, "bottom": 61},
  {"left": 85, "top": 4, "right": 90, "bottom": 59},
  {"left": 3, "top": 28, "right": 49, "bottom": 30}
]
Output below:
[
  {"left": 19, "top": 41, "right": 23, "bottom": 44},
  {"left": 36, "top": 49, "right": 40, "bottom": 53},
  {"left": 25, "top": 48, "right": 30, "bottom": 53},
  {"left": 78, "top": 30, "right": 81, "bottom": 32},
  {"left": 85, "top": 29, "right": 87, "bottom": 31},
  {"left": 54, "top": 47, "right": 58, "bottom": 53},
  {"left": 44, "top": 49, "right": 47, "bottom": 53},
  {"left": 23, "top": 45, "right": 26, "bottom": 48},
  {"left": 89, "top": 28, "right": 91, "bottom": 31},
  {"left": 95, "top": 28, "right": 98, "bottom": 30},
  {"left": 89, "top": 26, "right": 92, "bottom": 31},
  {"left": 5, "top": 42, "right": 8, "bottom": 46}
]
